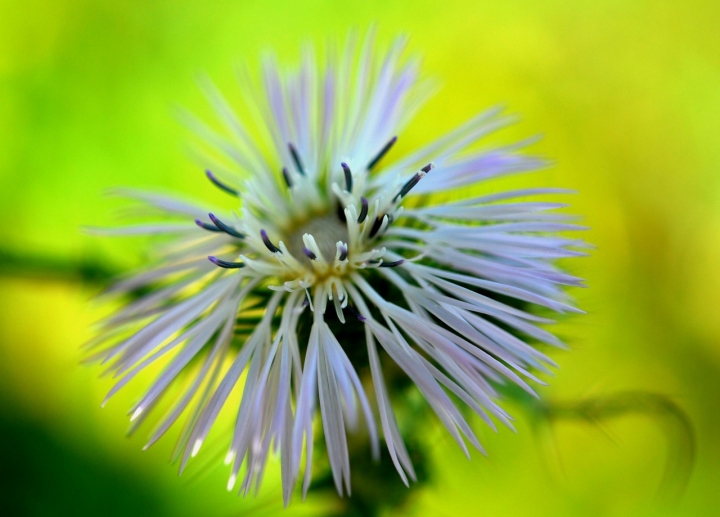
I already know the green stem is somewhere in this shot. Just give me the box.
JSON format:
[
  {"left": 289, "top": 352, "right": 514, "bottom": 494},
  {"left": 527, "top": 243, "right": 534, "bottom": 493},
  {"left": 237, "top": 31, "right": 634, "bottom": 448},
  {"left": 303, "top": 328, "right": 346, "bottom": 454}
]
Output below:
[
  {"left": 536, "top": 391, "right": 695, "bottom": 503},
  {"left": 0, "top": 248, "right": 119, "bottom": 285}
]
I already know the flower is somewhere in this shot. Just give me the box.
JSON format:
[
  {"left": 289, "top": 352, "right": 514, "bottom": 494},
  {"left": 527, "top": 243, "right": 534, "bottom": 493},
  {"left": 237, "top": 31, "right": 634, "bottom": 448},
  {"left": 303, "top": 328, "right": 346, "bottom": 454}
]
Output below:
[{"left": 90, "top": 33, "right": 585, "bottom": 503}]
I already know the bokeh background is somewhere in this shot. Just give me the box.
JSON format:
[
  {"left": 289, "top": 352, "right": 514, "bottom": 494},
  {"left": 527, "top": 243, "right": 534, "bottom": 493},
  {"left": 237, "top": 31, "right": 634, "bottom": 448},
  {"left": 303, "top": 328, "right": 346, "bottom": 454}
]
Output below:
[{"left": 1, "top": 0, "right": 719, "bottom": 515}]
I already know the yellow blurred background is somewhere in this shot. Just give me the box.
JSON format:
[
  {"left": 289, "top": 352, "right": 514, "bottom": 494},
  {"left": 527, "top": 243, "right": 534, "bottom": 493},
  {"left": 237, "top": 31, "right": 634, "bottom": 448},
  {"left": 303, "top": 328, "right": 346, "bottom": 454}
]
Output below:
[{"left": 1, "top": 0, "right": 719, "bottom": 515}]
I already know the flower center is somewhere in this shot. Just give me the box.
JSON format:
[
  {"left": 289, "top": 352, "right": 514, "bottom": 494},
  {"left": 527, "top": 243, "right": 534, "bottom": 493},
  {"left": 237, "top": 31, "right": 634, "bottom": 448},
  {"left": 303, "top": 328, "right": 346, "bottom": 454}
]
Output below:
[{"left": 286, "top": 211, "right": 350, "bottom": 265}]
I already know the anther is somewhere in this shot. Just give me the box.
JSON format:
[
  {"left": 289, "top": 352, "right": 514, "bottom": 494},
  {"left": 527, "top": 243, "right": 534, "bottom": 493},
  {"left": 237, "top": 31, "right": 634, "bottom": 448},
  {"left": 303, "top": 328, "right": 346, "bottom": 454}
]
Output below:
[
  {"left": 367, "top": 136, "right": 397, "bottom": 171},
  {"left": 357, "top": 197, "right": 369, "bottom": 224},
  {"left": 347, "top": 305, "right": 366, "bottom": 322},
  {"left": 260, "top": 229, "right": 281, "bottom": 253},
  {"left": 303, "top": 247, "right": 317, "bottom": 260},
  {"left": 208, "top": 213, "right": 244, "bottom": 239},
  {"left": 282, "top": 167, "right": 293, "bottom": 188},
  {"left": 368, "top": 215, "right": 385, "bottom": 238},
  {"left": 379, "top": 259, "right": 405, "bottom": 268},
  {"left": 338, "top": 245, "right": 348, "bottom": 261},
  {"left": 341, "top": 162, "right": 353, "bottom": 193},
  {"left": 206, "top": 170, "right": 239, "bottom": 196},
  {"left": 195, "top": 219, "right": 222, "bottom": 232},
  {"left": 288, "top": 143, "right": 305, "bottom": 176},
  {"left": 208, "top": 256, "right": 245, "bottom": 269},
  {"left": 394, "top": 174, "right": 421, "bottom": 202},
  {"left": 393, "top": 162, "right": 435, "bottom": 202}
]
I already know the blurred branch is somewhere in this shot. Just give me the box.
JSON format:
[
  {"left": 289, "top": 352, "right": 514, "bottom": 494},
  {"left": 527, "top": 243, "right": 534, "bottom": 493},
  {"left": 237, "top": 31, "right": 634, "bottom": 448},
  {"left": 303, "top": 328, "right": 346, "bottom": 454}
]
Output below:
[
  {"left": 531, "top": 391, "right": 695, "bottom": 504},
  {"left": 0, "top": 248, "right": 119, "bottom": 285}
]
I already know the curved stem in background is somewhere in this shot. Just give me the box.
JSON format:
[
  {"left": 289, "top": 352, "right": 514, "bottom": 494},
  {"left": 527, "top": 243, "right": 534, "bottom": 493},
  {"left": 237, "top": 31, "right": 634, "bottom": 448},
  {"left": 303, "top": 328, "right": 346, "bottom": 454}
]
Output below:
[{"left": 532, "top": 391, "right": 695, "bottom": 504}]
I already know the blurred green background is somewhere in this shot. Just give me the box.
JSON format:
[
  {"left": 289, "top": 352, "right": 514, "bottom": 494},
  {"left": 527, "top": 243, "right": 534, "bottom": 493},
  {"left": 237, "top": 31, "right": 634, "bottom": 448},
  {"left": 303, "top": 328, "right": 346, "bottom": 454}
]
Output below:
[{"left": 1, "top": 0, "right": 719, "bottom": 515}]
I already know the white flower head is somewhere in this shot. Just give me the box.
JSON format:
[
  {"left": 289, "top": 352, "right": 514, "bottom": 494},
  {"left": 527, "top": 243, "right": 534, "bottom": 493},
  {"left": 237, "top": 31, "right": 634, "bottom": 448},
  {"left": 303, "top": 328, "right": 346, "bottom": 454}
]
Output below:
[{"left": 90, "top": 33, "right": 585, "bottom": 503}]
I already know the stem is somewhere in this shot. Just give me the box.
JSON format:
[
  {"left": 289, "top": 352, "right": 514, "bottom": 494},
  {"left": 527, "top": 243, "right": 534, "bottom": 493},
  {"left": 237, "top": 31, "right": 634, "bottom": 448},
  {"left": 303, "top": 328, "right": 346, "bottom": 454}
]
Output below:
[
  {"left": 0, "top": 248, "right": 119, "bottom": 285},
  {"left": 521, "top": 389, "right": 696, "bottom": 504}
]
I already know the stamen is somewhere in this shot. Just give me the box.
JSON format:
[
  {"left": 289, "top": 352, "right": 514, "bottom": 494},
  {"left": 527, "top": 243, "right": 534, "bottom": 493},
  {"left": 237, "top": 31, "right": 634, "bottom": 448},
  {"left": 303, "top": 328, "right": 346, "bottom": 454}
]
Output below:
[
  {"left": 379, "top": 259, "right": 404, "bottom": 268},
  {"left": 393, "top": 162, "right": 435, "bottom": 202},
  {"left": 206, "top": 170, "right": 239, "bottom": 196},
  {"left": 195, "top": 219, "right": 222, "bottom": 232},
  {"left": 377, "top": 214, "right": 395, "bottom": 238},
  {"left": 341, "top": 162, "right": 353, "bottom": 193},
  {"left": 367, "top": 136, "right": 397, "bottom": 171},
  {"left": 302, "top": 233, "right": 336, "bottom": 263},
  {"left": 338, "top": 245, "right": 348, "bottom": 261},
  {"left": 346, "top": 305, "right": 366, "bottom": 322},
  {"left": 208, "top": 256, "right": 245, "bottom": 269},
  {"left": 208, "top": 213, "right": 244, "bottom": 239},
  {"left": 288, "top": 143, "right": 305, "bottom": 176},
  {"left": 260, "top": 229, "right": 281, "bottom": 253},
  {"left": 282, "top": 167, "right": 293, "bottom": 188},
  {"left": 369, "top": 214, "right": 386, "bottom": 238},
  {"left": 357, "top": 197, "right": 369, "bottom": 224},
  {"left": 394, "top": 175, "right": 421, "bottom": 202},
  {"left": 331, "top": 284, "right": 346, "bottom": 323},
  {"left": 303, "top": 247, "right": 317, "bottom": 260}
]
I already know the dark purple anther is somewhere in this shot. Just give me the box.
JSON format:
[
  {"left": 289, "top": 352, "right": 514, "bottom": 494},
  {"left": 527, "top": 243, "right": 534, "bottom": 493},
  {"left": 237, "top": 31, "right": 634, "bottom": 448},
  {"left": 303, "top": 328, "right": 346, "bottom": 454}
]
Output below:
[
  {"left": 368, "top": 214, "right": 385, "bottom": 238},
  {"left": 366, "top": 136, "right": 397, "bottom": 171},
  {"left": 394, "top": 163, "right": 434, "bottom": 202},
  {"left": 357, "top": 197, "right": 369, "bottom": 224},
  {"left": 379, "top": 259, "right": 405, "bottom": 268},
  {"left": 196, "top": 219, "right": 222, "bottom": 232},
  {"left": 208, "top": 256, "right": 245, "bottom": 268},
  {"left": 206, "top": 170, "right": 239, "bottom": 196},
  {"left": 341, "top": 162, "right": 353, "bottom": 193},
  {"left": 347, "top": 305, "right": 366, "bottom": 323},
  {"left": 208, "top": 213, "right": 244, "bottom": 239},
  {"left": 338, "top": 245, "right": 348, "bottom": 262},
  {"left": 261, "top": 229, "right": 281, "bottom": 253},
  {"left": 394, "top": 173, "right": 421, "bottom": 202},
  {"left": 288, "top": 143, "right": 305, "bottom": 176},
  {"left": 303, "top": 247, "right": 317, "bottom": 260},
  {"left": 282, "top": 167, "right": 293, "bottom": 188}
]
